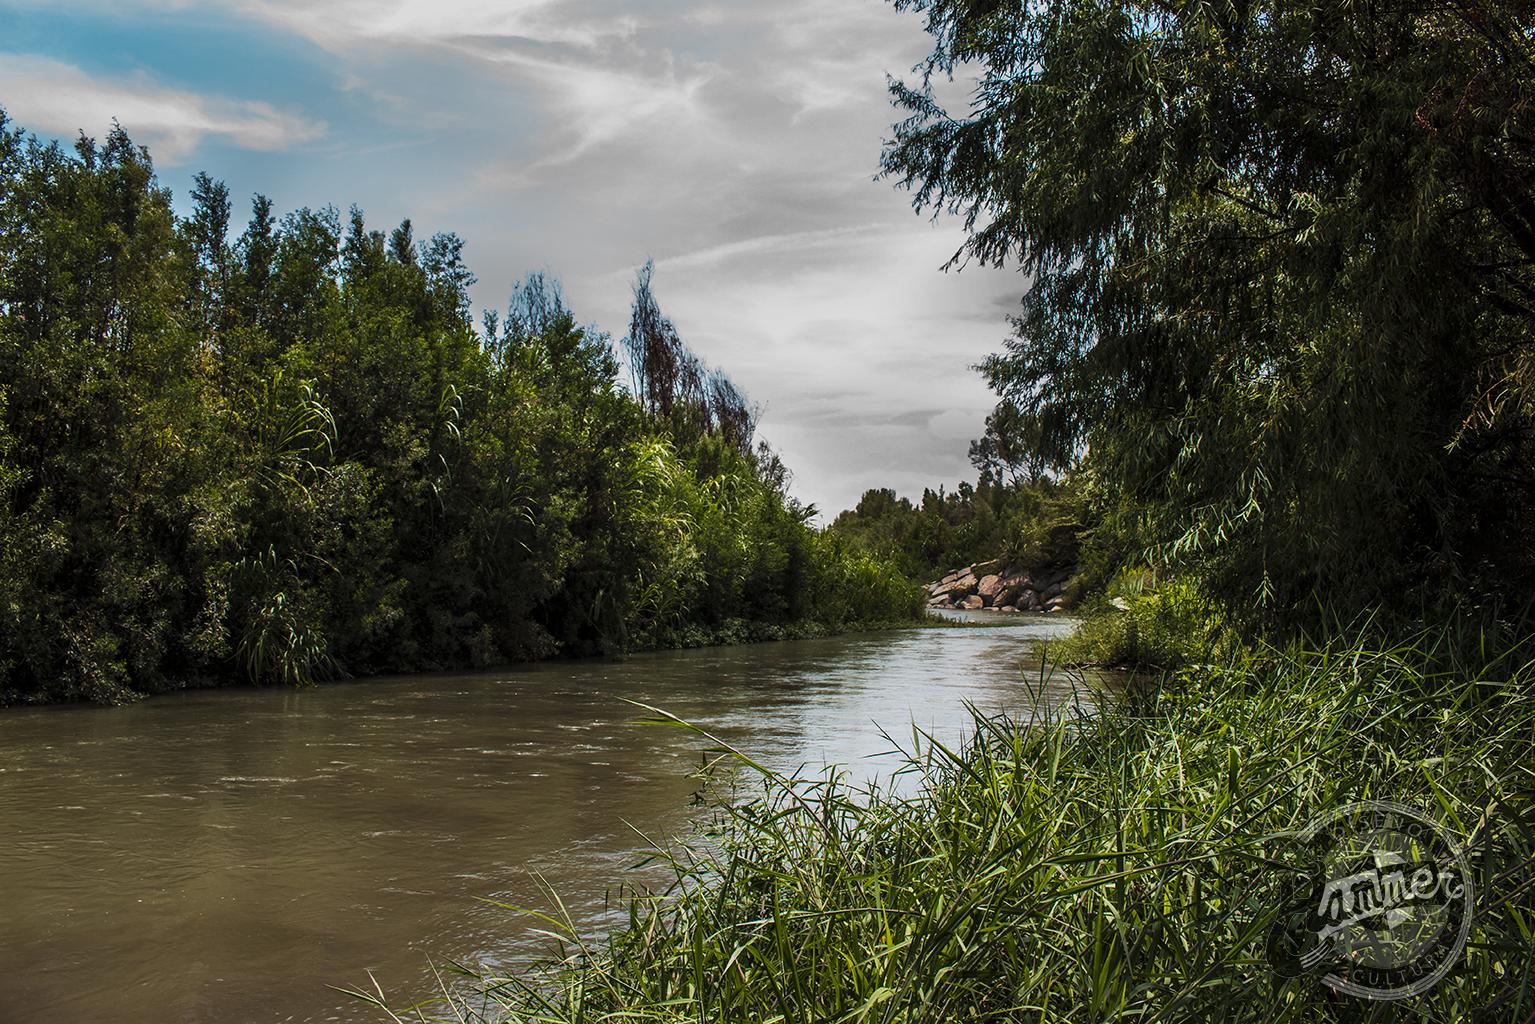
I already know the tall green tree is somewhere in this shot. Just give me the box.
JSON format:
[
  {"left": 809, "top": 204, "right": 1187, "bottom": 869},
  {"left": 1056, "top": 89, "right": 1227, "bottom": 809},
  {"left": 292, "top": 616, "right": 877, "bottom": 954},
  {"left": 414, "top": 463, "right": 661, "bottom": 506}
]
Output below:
[{"left": 884, "top": 0, "right": 1535, "bottom": 622}]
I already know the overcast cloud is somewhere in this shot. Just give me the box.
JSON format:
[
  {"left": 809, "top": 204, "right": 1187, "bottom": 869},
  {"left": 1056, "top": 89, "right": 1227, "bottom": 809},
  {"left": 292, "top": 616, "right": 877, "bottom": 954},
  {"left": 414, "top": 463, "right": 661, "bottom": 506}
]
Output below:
[{"left": 0, "top": 0, "right": 1023, "bottom": 516}]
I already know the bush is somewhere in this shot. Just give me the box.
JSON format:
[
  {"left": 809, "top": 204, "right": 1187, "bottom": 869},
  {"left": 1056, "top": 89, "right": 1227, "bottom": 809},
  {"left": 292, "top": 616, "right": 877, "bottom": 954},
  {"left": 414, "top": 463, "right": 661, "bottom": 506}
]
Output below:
[{"left": 1054, "top": 572, "right": 1240, "bottom": 670}]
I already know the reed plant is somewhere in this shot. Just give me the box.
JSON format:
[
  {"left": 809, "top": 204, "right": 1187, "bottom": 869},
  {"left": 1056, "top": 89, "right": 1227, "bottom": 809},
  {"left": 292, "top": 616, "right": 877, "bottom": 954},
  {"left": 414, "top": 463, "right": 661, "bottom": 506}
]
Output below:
[{"left": 362, "top": 623, "right": 1535, "bottom": 1023}]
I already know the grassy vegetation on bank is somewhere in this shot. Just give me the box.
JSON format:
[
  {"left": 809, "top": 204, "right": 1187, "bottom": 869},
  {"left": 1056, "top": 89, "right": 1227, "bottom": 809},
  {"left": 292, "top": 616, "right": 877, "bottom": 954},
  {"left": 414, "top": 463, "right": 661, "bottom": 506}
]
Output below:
[
  {"left": 361, "top": 619, "right": 1534, "bottom": 1023},
  {"left": 1047, "top": 571, "right": 1242, "bottom": 673}
]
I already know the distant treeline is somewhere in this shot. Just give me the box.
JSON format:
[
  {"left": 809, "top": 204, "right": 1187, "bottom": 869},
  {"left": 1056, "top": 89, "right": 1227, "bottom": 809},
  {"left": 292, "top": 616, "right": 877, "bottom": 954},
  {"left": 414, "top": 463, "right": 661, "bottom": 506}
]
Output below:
[
  {"left": 0, "top": 112, "right": 918, "bottom": 705},
  {"left": 827, "top": 474, "right": 1087, "bottom": 583}
]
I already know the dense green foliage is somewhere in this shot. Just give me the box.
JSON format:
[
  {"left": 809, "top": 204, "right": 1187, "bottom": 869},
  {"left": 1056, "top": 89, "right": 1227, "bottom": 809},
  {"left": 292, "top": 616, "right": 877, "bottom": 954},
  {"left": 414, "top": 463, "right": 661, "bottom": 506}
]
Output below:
[
  {"left": 827, "top": 475, "right": 1088, "bottom": 581},
  {"left": 883, "top": 0, "right": 1535, "bottom": 626},
  {"left": 1052, "top": 570, "right": 1242, "bottom": 670},
  {"left": 0, "top": 113, "right": 919, "bottom": 705},
  {"left": 370, "top": 625, "right": 1534, "bottom": 1022}
]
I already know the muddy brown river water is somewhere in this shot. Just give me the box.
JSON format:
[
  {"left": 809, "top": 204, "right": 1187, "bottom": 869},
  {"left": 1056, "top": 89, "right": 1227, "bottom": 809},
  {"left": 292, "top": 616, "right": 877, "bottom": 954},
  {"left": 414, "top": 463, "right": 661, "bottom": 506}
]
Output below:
[{"left": 0, "top": 615, "right": 1092, "bottom": 1023}]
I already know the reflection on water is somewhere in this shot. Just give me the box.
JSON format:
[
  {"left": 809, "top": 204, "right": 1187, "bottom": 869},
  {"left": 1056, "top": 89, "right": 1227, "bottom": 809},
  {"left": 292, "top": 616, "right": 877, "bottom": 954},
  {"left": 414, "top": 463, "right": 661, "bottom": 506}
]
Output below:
[{"left": 0, "top": 617, "right": 1089, "bottom": 1023}]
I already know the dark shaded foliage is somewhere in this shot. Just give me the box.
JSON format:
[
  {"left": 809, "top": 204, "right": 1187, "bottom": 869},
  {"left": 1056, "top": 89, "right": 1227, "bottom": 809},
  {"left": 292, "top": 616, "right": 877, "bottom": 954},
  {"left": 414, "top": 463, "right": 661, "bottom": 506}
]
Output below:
[{"left": 883, "top": 0, "right": 1535, "bottom": 627}]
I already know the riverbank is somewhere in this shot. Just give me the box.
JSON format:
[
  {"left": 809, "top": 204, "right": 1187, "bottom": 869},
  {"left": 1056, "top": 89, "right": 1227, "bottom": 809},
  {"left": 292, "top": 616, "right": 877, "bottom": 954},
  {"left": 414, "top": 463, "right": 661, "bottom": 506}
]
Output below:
[
  {"left": 0, "top": 609, "right": 930, "bottom": 710},
  {"left": 635, "top": 611, "right": 932, "bottom": 651},
  {"left": 383, "top": 621, "right": 1534, "bottom": 1022}
]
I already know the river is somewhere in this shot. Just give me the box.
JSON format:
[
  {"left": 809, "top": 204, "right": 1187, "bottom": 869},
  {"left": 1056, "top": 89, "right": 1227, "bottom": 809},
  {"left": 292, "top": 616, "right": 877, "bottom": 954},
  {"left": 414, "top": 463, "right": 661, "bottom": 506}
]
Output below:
[{"left": 0, "top": 615, "right": 1091, "bottom": 1023}]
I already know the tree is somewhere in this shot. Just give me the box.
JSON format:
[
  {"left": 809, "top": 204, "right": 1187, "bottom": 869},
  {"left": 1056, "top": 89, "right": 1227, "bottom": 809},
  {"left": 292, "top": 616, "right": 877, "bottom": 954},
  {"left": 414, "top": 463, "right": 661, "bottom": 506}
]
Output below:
[
  {"left": 883, "top": 0, "right": 1535, "bottom": 623},
  {"left": 622, "top": 261, "right": 761, "bottom": 463}
]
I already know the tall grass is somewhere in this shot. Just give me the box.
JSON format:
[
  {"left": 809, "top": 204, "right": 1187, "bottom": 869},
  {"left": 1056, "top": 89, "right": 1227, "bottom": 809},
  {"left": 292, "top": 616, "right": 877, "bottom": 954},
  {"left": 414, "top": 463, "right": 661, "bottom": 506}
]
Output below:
[{"left": 361, "top": 624, "right": 1535, "bottom": 1023}]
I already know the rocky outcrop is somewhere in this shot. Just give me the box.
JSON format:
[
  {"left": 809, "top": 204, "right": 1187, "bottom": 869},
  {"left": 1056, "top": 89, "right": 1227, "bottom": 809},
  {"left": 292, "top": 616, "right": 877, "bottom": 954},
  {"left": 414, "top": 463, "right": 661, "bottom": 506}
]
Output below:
[{"left": 924, "top": 561, "right": 1076, "bottom": 614}]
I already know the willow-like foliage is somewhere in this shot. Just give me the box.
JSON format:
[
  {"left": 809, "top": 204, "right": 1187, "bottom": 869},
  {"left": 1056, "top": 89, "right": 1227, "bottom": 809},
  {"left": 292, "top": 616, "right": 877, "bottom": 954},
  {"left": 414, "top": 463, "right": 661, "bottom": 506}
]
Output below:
[{"left": 884, "top": 0, "right": 1535, "bottom": 623}]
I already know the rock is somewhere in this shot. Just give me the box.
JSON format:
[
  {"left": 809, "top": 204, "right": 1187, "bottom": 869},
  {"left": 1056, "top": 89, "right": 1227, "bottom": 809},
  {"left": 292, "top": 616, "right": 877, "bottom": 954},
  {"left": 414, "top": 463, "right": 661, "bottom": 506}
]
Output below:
[
  {"left": 923, "top": 558, "right": 1082, "bottom": 614},
  {"left": 1110, "top": 596, "right": 1131, "bottom": 611},
  {"left": 996, "top": 573, "right": 1030, "bottom": 606},
  {"left": 981, "top": 605, "right": 999, "bottom": 612},
  {"left": 931, "top": 577, "right": 967, "bottom": 600},
  {"left": 924, "top": 570, "right": 961, "bottom": 594}
]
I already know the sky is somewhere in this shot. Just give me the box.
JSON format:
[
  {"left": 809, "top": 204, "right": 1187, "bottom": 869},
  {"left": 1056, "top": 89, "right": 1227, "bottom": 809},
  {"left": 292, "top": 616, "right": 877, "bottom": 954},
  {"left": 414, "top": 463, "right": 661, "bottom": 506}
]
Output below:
[{"left": 0, "top": 0, "right": 1025, "bottom": 518}]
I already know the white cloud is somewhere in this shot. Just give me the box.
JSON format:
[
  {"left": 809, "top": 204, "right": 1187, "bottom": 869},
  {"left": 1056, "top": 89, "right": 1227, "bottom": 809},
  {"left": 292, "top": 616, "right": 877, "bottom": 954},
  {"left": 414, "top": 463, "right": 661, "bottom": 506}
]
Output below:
[
  {"left": 463, "top": 45, "right": 715, "bottom": 175},
  {"left": 231, "top": 0, "right": 638, "bottom": 51},
  {"left": 0, "top": 0, "right": 647, "bottom": 50},
  {"left": 0, "top": 54, "right": 324, "bottom": 163},
  {"left": 186, "top": 1, "right": 717, "bottom": 182},
  {"left": 654, "top": 225, "right": 887, "bottom": 272}
]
